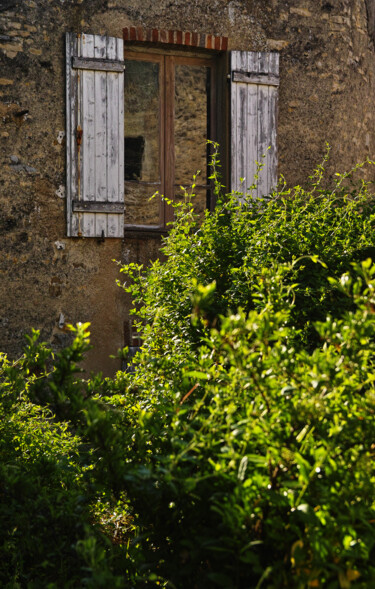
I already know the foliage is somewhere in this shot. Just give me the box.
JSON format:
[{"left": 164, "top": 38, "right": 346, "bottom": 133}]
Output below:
[
  {"left": 113, "top": 149, "right": 375, "bottom": 587},
  {"left": 122, "top": 146, "right": 375, "bottom": 378},
  {"left": 111, "top": 261, "right": 375, "bottom": 588},
  {"left": 0, "top": 325, "right": 130, "bottom": 588},
  {"left": 2, "top": 150, "right": 375, "bottom": 587}
]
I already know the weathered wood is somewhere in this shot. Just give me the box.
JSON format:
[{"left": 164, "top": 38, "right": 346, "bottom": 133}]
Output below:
[
  {"left": 66, "top": 33, "right": 76, "bottom": 236},
  {"left": 257, "top": 52, "right": 270, "bottom": 198},
  {"left": 232, "top": 71, "right": 279, "bottom": 87},
  {"left": 94, "top": 34, "right": 109, "bottom": 237},
  {"left": 106, "top": 33, "right": 124, "bottom": 237},
  {"left": 72, "top": 200, "right": 124, "bottom": 213},
  {"left": 230, "top": 50, "right": 279, "bottom": 200},
  {"left": 81, "top": 33, "right": 96, "bottom": 237},
  {"left": 72, "top": 56, "right": 125, "bottom": 72},
  {"left": 66, "top": 32, "right": 124, "bottom": 237},
  {"left": 268, "top": 52, "right": 278, "bottom": 193},
  {"left": 246, "top": 52, "right": 258, "bottom": 199},
  {"left": 117, "top": 35, "right": 125, "bottom": 236}
]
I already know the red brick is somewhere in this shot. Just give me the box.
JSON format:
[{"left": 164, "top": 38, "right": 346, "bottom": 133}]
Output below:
[
  {"left": 123, "top": 27, "right": 228, "bottom": 51},
  {"left": 129, "top": 26, "right": 136, "bottom": 41}
]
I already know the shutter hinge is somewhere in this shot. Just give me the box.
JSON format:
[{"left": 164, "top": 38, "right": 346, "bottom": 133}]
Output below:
[{"left": 76, "top": 125, "right": 83, "bottom": 148}]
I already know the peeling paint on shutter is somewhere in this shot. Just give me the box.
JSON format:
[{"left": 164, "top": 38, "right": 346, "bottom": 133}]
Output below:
[
  {"left": 230, "top": 51, "right": 279, "bottom": 199},
  {"left": 66, "top": 33, "right": 124, "bottom": 237}
]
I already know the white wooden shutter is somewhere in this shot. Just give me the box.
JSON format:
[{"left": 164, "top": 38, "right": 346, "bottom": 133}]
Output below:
[
  {"left": 66, "top": 33, "right": 124, "bottom": 237},
  {"left": 230, "top": 51, "right": 279, "bottom": 199}
]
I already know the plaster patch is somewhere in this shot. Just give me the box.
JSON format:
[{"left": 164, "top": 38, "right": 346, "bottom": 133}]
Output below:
[
  {"left": 58, "top": 312, "right": 65, "bottom": 328},
  {"left": 228, "top": 1, "right": 238, "bottom": 25},
  {"left": 55, "top": 185, "right": 65, "bottom": 199},
  {"left": 57, "top": 130, "right": 65, "bottom": 144}
]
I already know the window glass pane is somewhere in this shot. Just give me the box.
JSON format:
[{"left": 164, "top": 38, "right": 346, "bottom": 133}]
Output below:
[
  {"left": 174, "top": 65, "right": 210, "bottom": 186},
  {"left": 124, "top": 182, "right": 161, "bottom": 226},
  {"left": 124, "top": 59, "right": 161, "bottom": 225},
  {"left": 124, "top": 60, "right": 160, "bottom": 182}
]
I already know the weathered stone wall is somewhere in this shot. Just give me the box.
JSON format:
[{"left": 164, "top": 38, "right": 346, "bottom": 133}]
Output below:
[{"left": 1, "top": 0, "right": 375, "bottom": 374}]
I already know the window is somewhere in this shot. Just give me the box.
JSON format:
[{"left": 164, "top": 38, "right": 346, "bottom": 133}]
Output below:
[
  {"left": 124, "top": 51, "right": 215, "bottom": 228},
  {"left": 66, "top": 32, "right": 279, "bottom": 238}
]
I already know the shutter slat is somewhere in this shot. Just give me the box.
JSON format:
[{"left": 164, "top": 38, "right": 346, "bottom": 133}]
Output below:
[
  {"left": 239, "top": 52, "right": 248, "bottom": 192},
  {"left": 246, "top": 52, "right": 258, "bottom": 198},
  {"left": 230, "top": 50, "right": 279, "bottom": 200},
  {"left": 66, "top": 33, "right": 77, "bottom": 236},
  {"left": 66, "top": 32, "right": 124, "bottom": 237},
  {"left": 94, "top": 34, "right": 108, "bottom": 237},
  {"left": 117, "top": 36, "right": 125, "bottom": 237},
  {"left": 107, "top": 34, "right": 118, "bottom": 205},
  {"left": 268, "top": 53, "right": 279, "bottom": 192},
  {"left": 257, "top": 52, "right": 270, "bottom": 199},
  {"left": 107, "top": 35, "right": 122, "bottom": 237},
  {"left": 81, "top": 34, "right": 96, "bottom": 237}
]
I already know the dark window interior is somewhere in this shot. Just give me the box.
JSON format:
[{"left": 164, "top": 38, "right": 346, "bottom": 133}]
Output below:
[{"left": 125, "top": 136, "right": 145, "bottom": 181}]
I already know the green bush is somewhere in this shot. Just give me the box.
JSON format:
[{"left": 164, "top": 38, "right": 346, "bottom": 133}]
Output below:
[
  {"left": 122, "top": 147, "right": 375, "bottom": 376},
  {"left": 113, "top": 261, "right": 375, "bottom": 588},
  {"left": 112, "top": 150, "right": 375, "bottom": 587},
  {"left": 2, "top": 149, "right": 375, "bottom": 588},
  {"left": 0, "top": 326, "right": 130, "bottom": 588}
]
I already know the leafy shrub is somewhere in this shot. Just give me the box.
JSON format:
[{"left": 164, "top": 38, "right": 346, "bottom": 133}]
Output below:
[
  {"left": 0, "top": 326, "right": 130, "bottom": 588},
  {"left": 111, "top": 150, "right": 375, "bottom": 587},
  {"left": 3, "top": 150, "right": 375, "bottom": 588},
  {"left": 113, "top": 261, "right": 375, "bottom": 588},
  {"left": 122, "top": 147, "right": 375, "bottom": 377}
]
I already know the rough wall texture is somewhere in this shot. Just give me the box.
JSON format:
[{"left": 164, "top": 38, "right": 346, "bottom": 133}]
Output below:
[
  {"left": 1, "top": 0, "right": 375, "bottom": 374},
  {"left": 365, "top": 0, "right": 375, "bottom": 44}
]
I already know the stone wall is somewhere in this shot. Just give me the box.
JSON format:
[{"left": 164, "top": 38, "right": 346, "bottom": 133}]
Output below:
[{"left": 1, "top": 0, "right": 375, "bottom": 374}]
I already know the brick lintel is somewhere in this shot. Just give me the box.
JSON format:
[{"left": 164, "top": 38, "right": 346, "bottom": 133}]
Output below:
[{"left": 123, "top": 27, "right": 228, "bottom": 51}]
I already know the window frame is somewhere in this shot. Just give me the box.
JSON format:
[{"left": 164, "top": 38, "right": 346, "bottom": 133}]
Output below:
[{"left": 123, "top": 45, "right": 218, "bottom": 233}]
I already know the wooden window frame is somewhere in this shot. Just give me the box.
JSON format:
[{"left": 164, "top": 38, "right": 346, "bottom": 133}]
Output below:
[{"left": 123, "top": 47, "right": 217, "bottom": 233}]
